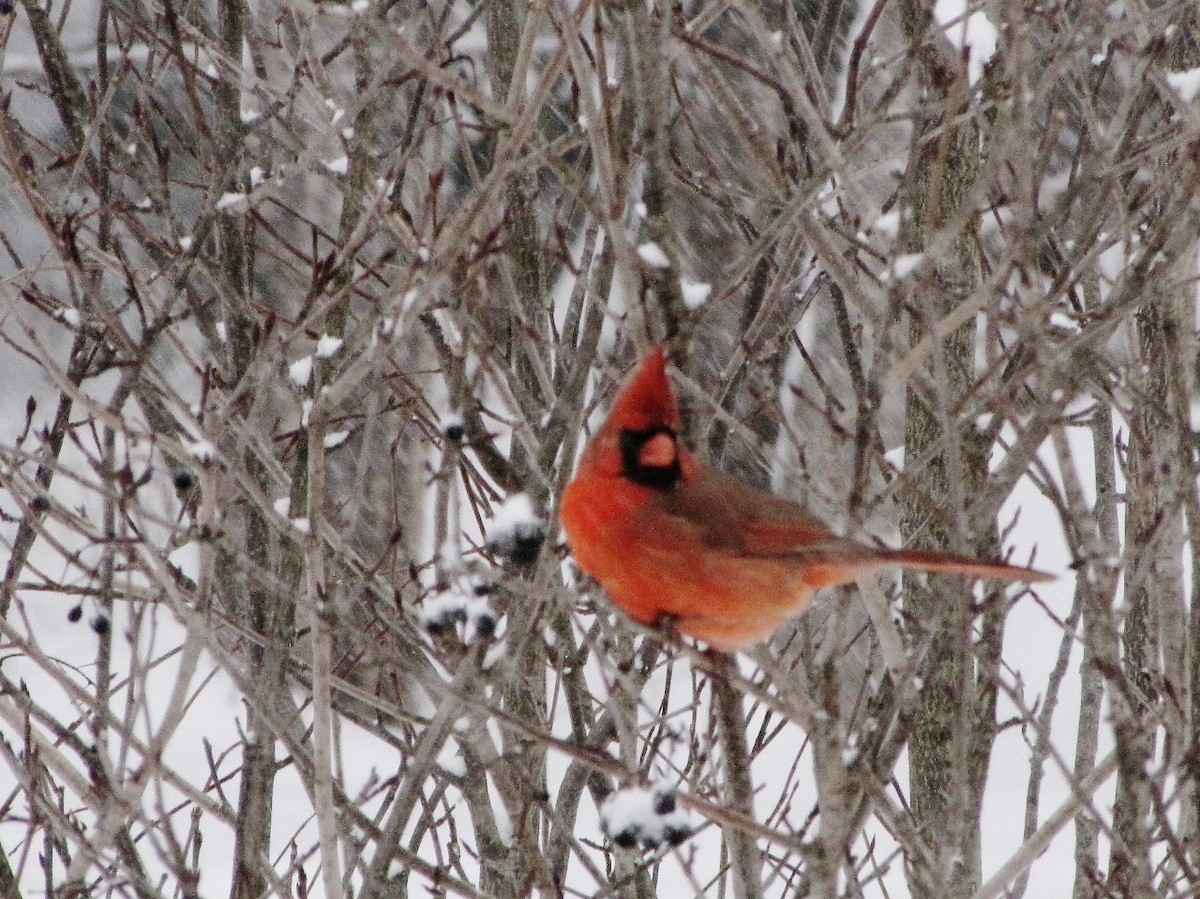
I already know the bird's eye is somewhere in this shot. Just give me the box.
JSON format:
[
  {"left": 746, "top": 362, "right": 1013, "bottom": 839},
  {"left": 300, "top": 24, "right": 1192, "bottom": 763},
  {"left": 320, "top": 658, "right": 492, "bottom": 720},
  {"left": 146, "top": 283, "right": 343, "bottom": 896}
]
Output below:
[{"left": 619, "top": 426, "right": 682, "bottom": 490}]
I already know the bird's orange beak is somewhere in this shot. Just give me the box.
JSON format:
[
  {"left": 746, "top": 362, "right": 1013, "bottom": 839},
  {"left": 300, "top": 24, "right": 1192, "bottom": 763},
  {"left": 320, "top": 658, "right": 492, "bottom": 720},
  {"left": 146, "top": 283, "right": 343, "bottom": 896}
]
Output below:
[{"left": 637, "top": 432, "right": 678, "bottom": 468}]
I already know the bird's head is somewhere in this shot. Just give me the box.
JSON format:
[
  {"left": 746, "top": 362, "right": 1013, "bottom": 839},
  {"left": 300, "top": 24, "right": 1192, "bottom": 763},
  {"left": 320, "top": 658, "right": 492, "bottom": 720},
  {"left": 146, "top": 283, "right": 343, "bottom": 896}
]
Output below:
[{"left": 581, "top": 347, "right": 687, "bottom": 490}]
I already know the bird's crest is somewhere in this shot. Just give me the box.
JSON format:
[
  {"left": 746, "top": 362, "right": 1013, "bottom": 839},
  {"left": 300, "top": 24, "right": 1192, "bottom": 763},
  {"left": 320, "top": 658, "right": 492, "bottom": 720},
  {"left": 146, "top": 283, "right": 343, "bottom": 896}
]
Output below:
[{"left": 604, "top": 346, "right": 680, "bottom": 435}]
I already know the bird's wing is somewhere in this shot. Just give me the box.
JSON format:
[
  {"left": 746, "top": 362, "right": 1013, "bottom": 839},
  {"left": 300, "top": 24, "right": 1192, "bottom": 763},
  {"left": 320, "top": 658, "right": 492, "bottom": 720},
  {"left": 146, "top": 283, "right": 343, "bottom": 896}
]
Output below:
[{"left": 658, "top": 463, "right": 853, "bottom": 557}]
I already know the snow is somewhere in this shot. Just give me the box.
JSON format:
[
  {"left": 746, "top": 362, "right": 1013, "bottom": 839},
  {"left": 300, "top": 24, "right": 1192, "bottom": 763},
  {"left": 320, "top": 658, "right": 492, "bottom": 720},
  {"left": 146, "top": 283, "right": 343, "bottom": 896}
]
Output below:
[
  {"left": 481, "top": 639, "right": 508, "bottom": 670},
  {"left": 273, "top": 497, "right": 291, "bottom": 517},
  {"left": 680, "top": 279, "right": 712, "bottom": 309},
  {"left": 249, "top": 166, "right": 266, "bottom": 186},
  {"left": 636, "top": 242, "right": 671, "bottom": 269},
  {"left": 215, "top": 192, "right": 249, "bottom": 213},
  {"left": 1049, "top": 311, "right": 1082, "bottom": 333},
  {"left": 186, "top": 440, "right": 216, "bottom": 462},
  {"left": 489, "top": 495, "right": 541, "bottom": 539},
  {"left": 819, "top": 181, "right": 840, "bottom": 216},
  {"left": 323, "top": 430, "right": 349, "bottom": 449},
  {"left": 315, "top": 335, "right": 344, "bottom": 357},
  {"left": 873, "top": 209, "right": 901, "bottom": 235},
  {"left": 178, "top": 235, "right": 194, "bottom": 251},
  {"left": 599, "top": 783, "right": 692, "bottom": 850},
  {"left": 291, "top": 517, "right": 311, "bottom": 534},
  {"left": 288, "top": 356, "right": 314, "bottom": 387},
  {"left": 1166, "top": 67, "right": 1200, "bottom": 103},
  {"left": 933, "top": 0, "right": 998, "bottom": 86},
  {"left": 890, "top": 252, "right": 924, "bottom": 280},
  {"left": 324, "top": 155, "right": 349, "bottom": 175}
]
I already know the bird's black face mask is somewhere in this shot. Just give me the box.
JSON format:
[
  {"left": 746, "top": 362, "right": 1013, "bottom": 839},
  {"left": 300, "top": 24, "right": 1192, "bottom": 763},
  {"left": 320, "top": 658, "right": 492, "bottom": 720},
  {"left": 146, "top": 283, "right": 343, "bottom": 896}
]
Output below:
[{"left": 619, "top": 425, "right": 683, "bottom": 491}]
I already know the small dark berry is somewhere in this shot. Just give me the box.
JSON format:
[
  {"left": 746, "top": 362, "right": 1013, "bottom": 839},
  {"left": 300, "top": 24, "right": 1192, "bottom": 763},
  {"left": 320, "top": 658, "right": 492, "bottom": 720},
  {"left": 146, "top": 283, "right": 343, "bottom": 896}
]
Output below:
[
  {"left": 663, "top": 823, "right": 692, "bottom": 846},
  {"left": 489, "top": 524, "right": 546, "bottom": 566},
  {"left": 472, "top": 580, "right": 494, "bottom": 596},
  {"left": 67, "top": 605, "right": 83, "bottom": 623},
  {"left": 652, "top": 790, "right": 677, "bottom": 815},
  {"left": 472, "top": 611, "right": 497, "bottom": 639},
  {"left": 30, "top": 495, "right": 51, "bottom": 512},
  {"left": 443, "top": 422, "right": 465, "bottom": 442},
  {"left": 172, "top": 470, "right": 196, "bottom": 492},
  {"left": 91, "top": 615, "right": 110, "bottom": 636},
  {"left": 508, "top": 532, "right": 544, "bottom": 565},
  {"left": 612, "top": 828, "right": 639, "bottom": 850}
]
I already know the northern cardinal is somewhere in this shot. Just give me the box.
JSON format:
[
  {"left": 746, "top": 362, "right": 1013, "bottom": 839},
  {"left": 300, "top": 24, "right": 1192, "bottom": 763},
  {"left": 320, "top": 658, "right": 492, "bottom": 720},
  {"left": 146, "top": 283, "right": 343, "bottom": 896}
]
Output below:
[{"left": 560, "top": 347, "right": 1052, "bottom": 650}]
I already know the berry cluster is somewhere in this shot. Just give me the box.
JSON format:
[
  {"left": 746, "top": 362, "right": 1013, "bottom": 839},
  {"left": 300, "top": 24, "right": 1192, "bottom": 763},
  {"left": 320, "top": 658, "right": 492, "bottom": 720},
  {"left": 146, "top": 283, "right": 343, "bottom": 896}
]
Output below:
[
  {"left": 420, "top": 574, "right": 497, "bottom": 643},
  {"left": 600, "top": 783, "right": 692, "bottom": 851}
]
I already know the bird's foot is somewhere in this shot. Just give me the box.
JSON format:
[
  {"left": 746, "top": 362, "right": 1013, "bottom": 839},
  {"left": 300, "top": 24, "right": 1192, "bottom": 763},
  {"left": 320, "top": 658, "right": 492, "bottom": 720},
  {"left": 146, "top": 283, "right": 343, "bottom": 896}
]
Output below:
[{"left": 653, "top": 613, "right": 682, "bottom": 643}]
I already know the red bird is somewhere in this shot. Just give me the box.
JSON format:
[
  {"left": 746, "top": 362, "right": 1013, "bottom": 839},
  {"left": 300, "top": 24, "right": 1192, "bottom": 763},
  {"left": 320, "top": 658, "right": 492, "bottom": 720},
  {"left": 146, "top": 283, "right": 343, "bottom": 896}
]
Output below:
[{"left": 560, "top": 347, "right": 1052, "bottom": 650}]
